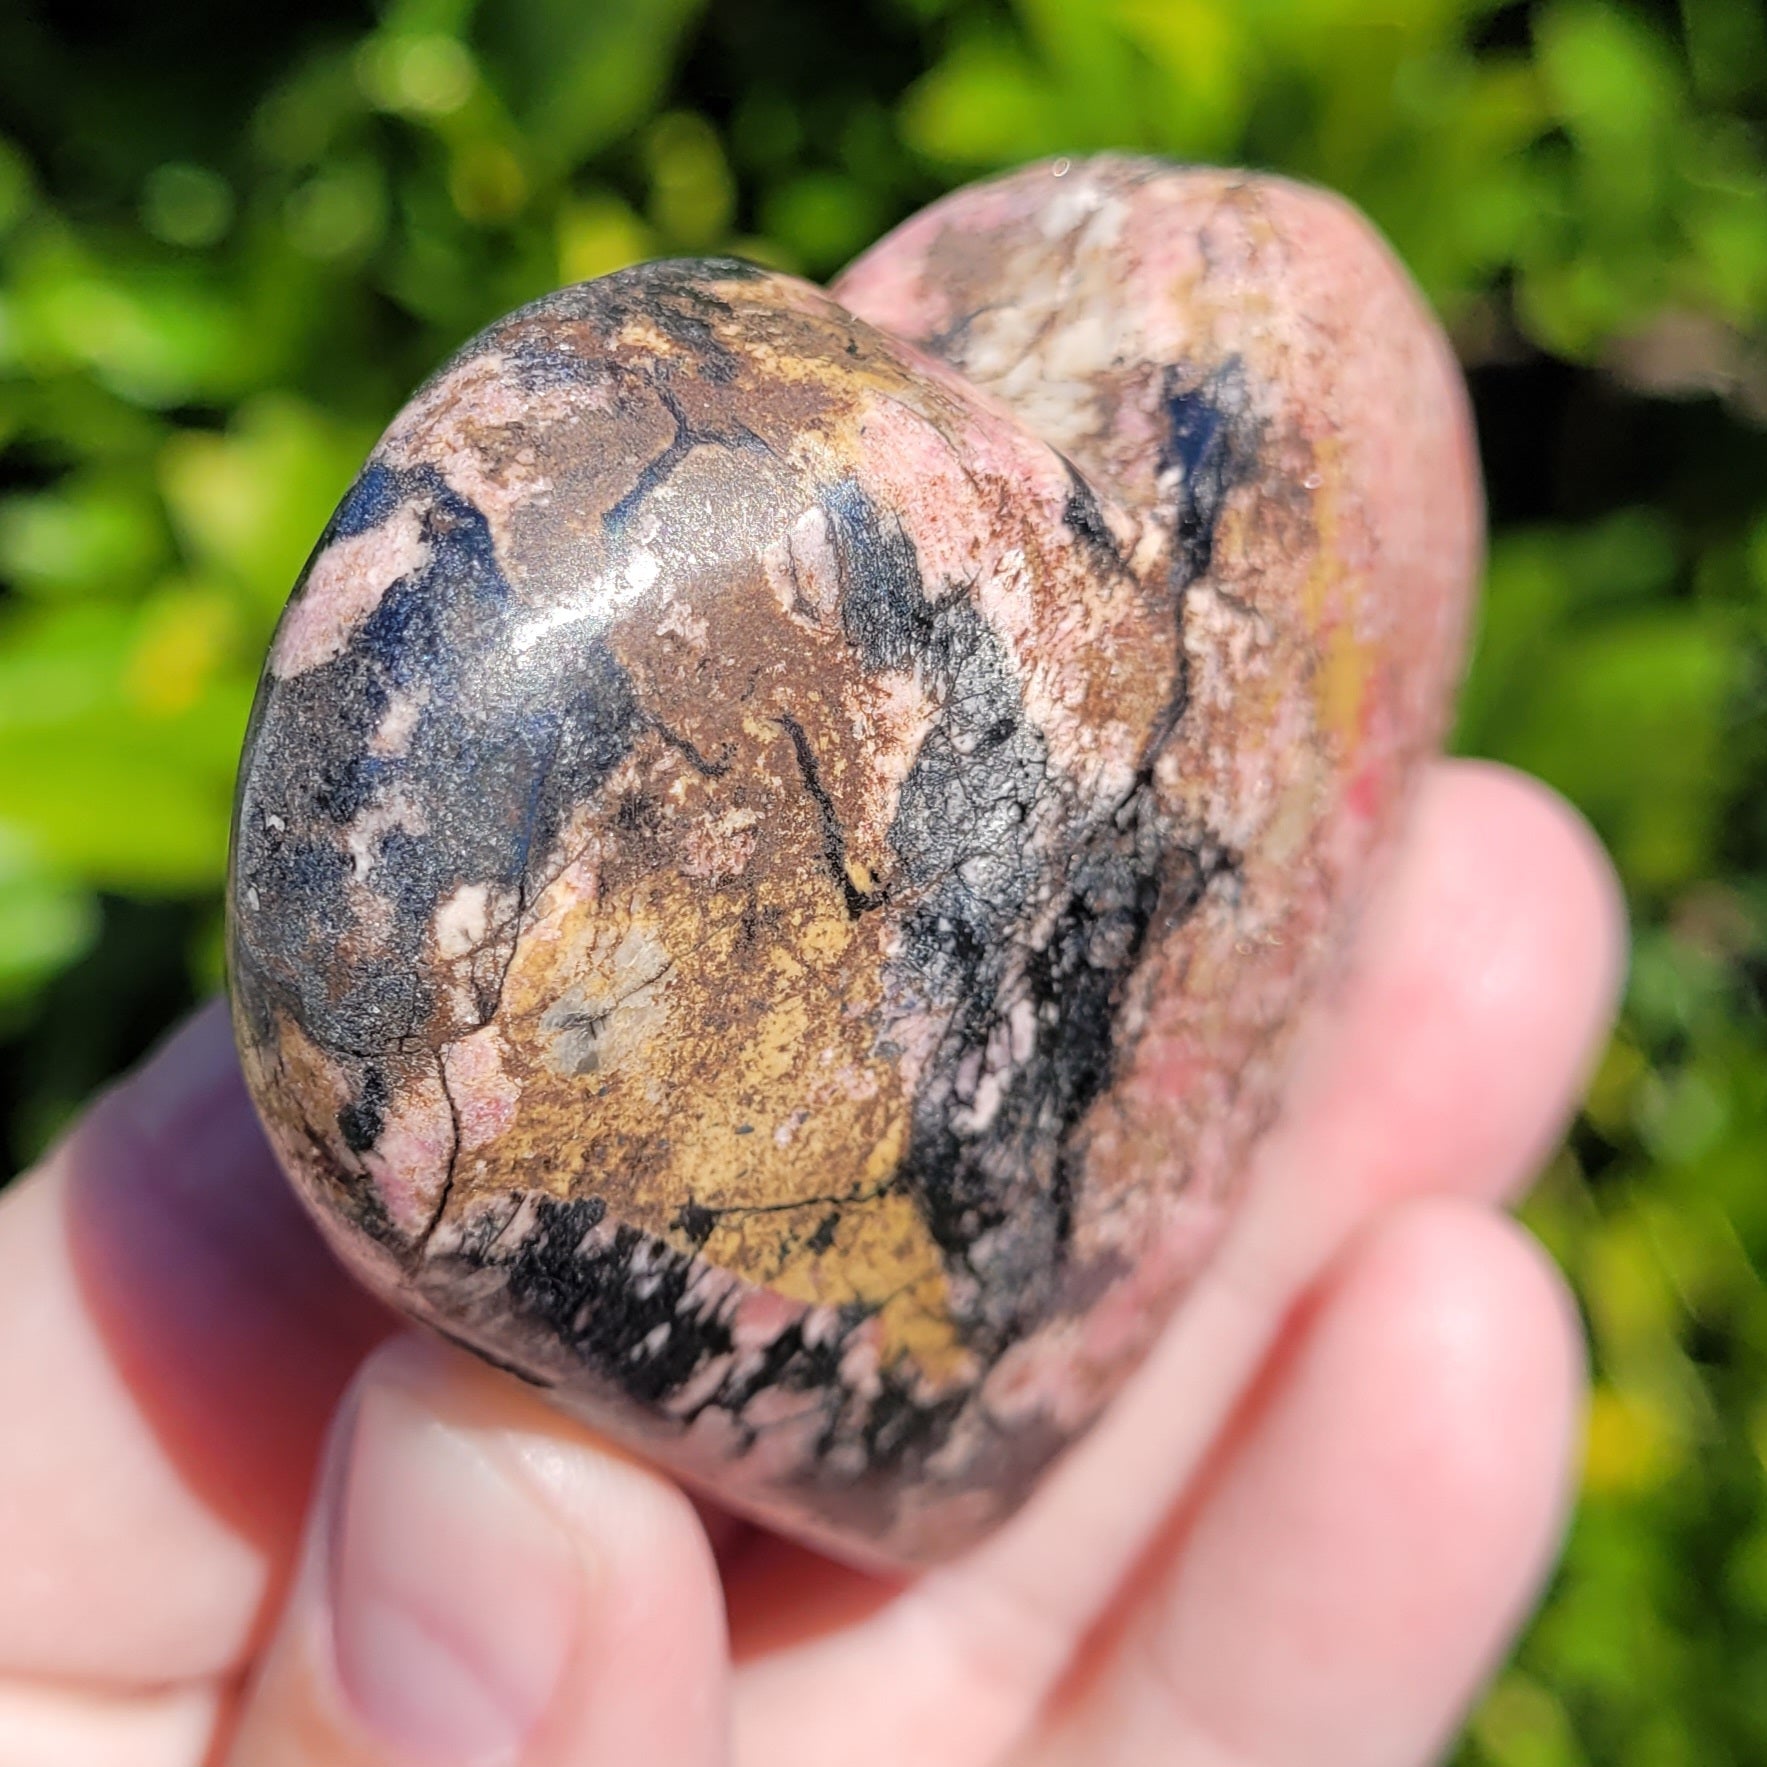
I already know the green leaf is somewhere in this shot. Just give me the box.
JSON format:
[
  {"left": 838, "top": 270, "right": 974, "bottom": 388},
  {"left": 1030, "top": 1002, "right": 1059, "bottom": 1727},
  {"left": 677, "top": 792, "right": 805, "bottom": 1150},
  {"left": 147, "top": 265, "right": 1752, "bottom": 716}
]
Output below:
[
  {"left": 0, "top": 830, "right": 97, "bottom": 1008},
  {"left": 643, "top": 112, "right": 736, "bottom": 248},
  {"left": 761, "top": 171, "right": 885, "bottom": 273},
  {"left": 9, "top": 241, "right": 265, "bottom": 407},
  {"left": 900, "top": 33, "right": 1064, "bottom": 165},
  {"left": 473, "top": 0, "right": 709, "bottom": 173},
  {"left": 0, "top": 478, "right": 169, "bottom": 600},
  {"left": 0, "top": 728, "right": 234, "bottom": 894},
  {"left": 1496, "top": 612, "right": 1739, "bottom": 893},
  {"left": 158, "top": 395, "right": 372, "bottom": 619}
]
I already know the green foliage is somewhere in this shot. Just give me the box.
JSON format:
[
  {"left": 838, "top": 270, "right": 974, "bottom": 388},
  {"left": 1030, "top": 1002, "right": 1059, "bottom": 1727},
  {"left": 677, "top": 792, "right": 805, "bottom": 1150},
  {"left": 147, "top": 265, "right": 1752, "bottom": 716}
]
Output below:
[{"left": 0, "top": 2, "right": 1763, "bottom": 1757}]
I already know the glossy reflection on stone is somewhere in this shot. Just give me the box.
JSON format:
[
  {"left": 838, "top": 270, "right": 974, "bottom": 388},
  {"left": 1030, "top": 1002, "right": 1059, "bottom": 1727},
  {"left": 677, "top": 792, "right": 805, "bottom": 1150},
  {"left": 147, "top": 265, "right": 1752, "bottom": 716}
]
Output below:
[{"left": 229, "top": 155, "right": 1480, "bottom": 1564}]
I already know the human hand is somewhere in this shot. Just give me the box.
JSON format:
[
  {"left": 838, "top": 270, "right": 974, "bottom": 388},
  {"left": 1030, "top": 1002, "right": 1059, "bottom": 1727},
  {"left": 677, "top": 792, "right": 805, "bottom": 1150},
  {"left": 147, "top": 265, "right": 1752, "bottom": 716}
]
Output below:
[{"left": 0, "top": 760, "right": 1622, "bottom": 1767}]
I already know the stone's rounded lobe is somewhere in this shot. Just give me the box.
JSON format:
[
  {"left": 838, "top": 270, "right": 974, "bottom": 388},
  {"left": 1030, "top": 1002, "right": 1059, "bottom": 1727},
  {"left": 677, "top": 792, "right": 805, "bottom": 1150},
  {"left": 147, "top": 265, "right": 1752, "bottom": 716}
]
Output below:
[{"left": 229, "top": 156, "right": 1479, "bottom": 1564}]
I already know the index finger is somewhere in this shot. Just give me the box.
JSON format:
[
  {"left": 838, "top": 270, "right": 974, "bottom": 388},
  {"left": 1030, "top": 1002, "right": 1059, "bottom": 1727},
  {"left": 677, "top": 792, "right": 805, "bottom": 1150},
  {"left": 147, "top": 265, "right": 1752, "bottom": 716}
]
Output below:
[{"left": 0, "top": 1003, "right": 394, "bottom": 1684}]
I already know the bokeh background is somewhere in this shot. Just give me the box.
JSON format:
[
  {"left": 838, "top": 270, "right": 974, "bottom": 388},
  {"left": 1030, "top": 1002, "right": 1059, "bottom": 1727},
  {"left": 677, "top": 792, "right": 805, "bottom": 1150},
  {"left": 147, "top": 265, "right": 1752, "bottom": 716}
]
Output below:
[{"left": 0, "top": 0, "right": 1763, "bottom": 1756}]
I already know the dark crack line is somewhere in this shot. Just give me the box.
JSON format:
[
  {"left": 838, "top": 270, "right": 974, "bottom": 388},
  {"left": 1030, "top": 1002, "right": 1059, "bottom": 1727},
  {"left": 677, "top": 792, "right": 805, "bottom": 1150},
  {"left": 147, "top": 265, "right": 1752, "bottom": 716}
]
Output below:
[
  {"left": 776, "top": 713, "right": 886, "bottom": 917},
  {"left": 781, "top": 527, "right": 823, "bottom": 625},
  {"left": 461, "top": 717, "right": 566, "bottom": 1039},
  {"left": 420, "top": 1047, "right": 464, "bottom": 1256},
  {"left": 284, "top": 1083, "right": 404, "bottom": 1249},
  {"left": 604, "top": 420, "right": 695, "bottom": 539},
  {"left": 684, "top": 1180, "right": 897, "bottom": 1227},
  {"left": 925, "top": 299, "right": 1008, "bottom": 360},
  {"left": 603, "top": 383, "right": 768, "bottom": 540},
  {"left": 550, "top": 961, "right": 676, "bottom": 1065},
  {"left": 413, "top": 727, "right": 566, "bottom": 1255},
  {"left": 1197, "top": 578, "right": 1267, "bottom": 628},
  {"left": 1056, "top": 452, "right": 1135, "bottom": 582},
  {"left": 639, "top": 709, "right": 732, "bottom": 776}
]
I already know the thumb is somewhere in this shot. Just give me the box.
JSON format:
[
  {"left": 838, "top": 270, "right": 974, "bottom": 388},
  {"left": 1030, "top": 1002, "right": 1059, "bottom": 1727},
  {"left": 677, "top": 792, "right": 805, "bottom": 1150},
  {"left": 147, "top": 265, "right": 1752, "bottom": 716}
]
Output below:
[{"left": 226, "top": 1335, "right": 728, "bottom": 1766}]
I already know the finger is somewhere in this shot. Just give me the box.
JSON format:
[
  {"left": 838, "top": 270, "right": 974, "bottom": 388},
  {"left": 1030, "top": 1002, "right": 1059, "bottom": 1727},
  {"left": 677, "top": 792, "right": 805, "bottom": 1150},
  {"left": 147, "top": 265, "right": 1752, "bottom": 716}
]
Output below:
[
  {"left": 0, "top": 1679, "right": 221, "bottom": 1767},
  {"left": 226, "top": 1335, "right": 727, "bottom": 1767},
  {"left": 1251, "top": 758, "right": 1627, "bottom": 1243},
  {"left": 729, "top": 761, "right": 1620, "bottom": 1767},
  {"left": 0, "top": 1003, "right": 394, "bottom": 1683},
  {"left": 1023, "top": 1198, "right": 1583, "bottom": 1767}
]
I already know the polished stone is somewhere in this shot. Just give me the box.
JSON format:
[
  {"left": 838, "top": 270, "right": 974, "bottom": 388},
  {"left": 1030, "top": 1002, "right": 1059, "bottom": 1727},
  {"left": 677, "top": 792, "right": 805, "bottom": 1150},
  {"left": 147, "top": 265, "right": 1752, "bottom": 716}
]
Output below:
[{"left": 229, "top": 156, "right": 1479, "bottom": 1564}]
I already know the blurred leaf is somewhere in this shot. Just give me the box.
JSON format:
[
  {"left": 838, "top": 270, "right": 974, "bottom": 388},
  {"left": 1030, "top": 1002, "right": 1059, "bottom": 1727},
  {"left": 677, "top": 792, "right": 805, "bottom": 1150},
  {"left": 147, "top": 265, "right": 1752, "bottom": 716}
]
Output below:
[
  {"left": 1538, "top": 2, "right": 1679, "bottom": 164},
  {"left": 0, "top": 728, "right": 237, "bottom": 893},
  {"left": 761, "top": 171, "right": 885, "bottom": 272},
  {"left": 158, "top": 394, "right": 371, "bottom": 617},
  {"left": 644, "top": 112, "right": 735, "bottom": 247},
  {"left": 7, "top": 228, "right": 266, "bottom": 405},
  {"left": 140, "top": 163, "right": 235, "bottom": 249},
  {"left": 1110, "top": 0, "right": 1256, "bottom": 158},
  {"left": 1681, "top": 0, "right": 1767, "bottom": 103},
  {"left": 901, "top": 32, "right": 1062, "bottom": 165},
  {"left": 557, "top": 192, "right": 653, "bottom": 284},
  {"left": 1584, "top": 1382, "right": 1687, "bottom": 1497},
  {"left": 356, "top": 32, "right": 479, "bottom": 119},
  {"left": 1470, "top": 1669, "right": 1587, "bottom": 1767},
  {"left": 0, "top": 136, "right": 36, "bottom": 239},
  {"left": 283, "top": 159, "right": 387, "bottom": 262},
  {"left": 473, "top": 0, "right": 709, "bottom": 172},
  {"left": 0, "top": 828, "right": 97, "bottom": 1008},
  {"left": 449, "top": 140, "right": 530, "bottom": 225},
  {"left": 1498, "top": 613, "right": 1738, "bottom": 892},
  {"left": 1461, "top": 510, "right": 1739, "bottom": 899},
  {"left": 0, "top": 478, "right": 168, "bottom": 599},
  {"left": 0, "top": 602, "right": 129, "bottom": 737},
  {"left": 123, "top": 580, "right": 248, "bottom": 717}
]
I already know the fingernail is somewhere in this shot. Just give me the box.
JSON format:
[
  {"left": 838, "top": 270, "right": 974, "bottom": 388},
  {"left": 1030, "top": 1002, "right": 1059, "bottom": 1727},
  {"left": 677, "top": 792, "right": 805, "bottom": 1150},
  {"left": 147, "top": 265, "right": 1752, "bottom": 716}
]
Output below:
[{"left": 328, "top": 1370, "right": 580, "bottom": 1763}]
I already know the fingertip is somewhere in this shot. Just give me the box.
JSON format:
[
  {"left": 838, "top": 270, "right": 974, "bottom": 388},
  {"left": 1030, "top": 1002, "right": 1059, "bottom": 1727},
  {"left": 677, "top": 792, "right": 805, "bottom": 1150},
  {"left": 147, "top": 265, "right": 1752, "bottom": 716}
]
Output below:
[
  {"left": 1190, "top": 1196, "right": 1588, "bottom": 1755},
  {"left": 1421, "top": 758, "right": 1628, "bottom": 1041},
  {"left": 1335, "top": 1197, "right": 1587, "bottom": 1547},
  {"left": 229, "top": 1334, "right": 729, "bottom": 1767},
  {"left": 89, "top": 996, "right": 242, "bottom": 1148},
  {"left": 1037, "top": 1197, "right": 1586, "bottom": 1767},
  {"left": 1274, "top": 759, "right": 1627, "bottom": 1220},
  {"left": 1415, "top": 761, "right": 1627, "bottom": 1192}
]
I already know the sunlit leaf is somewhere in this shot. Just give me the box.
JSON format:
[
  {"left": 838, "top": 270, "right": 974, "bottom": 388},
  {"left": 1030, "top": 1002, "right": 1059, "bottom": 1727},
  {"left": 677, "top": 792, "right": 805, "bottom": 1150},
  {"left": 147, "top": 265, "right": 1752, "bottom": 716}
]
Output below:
[
  {"left": 473, "top": 0, "right": 709, "bottom": 172},
  {"left": 0, "top": 729, "right": 233, "bottom": 893},
  {"left": 0, "top": 855, "right": 98, "bottom": 1007},
  {"left": 557, "top": 193, "right": 653, "bottom": 285},
  {"left": 900, "top": 33, "right": 1063, "bottom": 165},
  {"left": 158, "top": 395, "right": 372, "bottom": 618},
  {"left": 0, "top": 479, "right": 169, "bottom": 600}
]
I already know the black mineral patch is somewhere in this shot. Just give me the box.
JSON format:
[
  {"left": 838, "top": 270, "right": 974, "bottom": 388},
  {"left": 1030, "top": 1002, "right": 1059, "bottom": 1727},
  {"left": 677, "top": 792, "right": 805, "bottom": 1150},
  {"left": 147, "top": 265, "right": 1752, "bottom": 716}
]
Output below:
[
  {"left": 826, "top": 475, "right": 937, "bottom": 674},
  {"left": 869, "top": 525, "right": 1221, "bottom": 1354},
  {"left": 780, "top": 712, "right": 886, "bottom": 917},
  {"left": 437, "top": 1199, "right": 992, "bottom": 1508},
  {"left": 1059, "top": 456, "right": 1122, "bottom": 570},
  {"left": 328, "top": 458, "right": 404, "bottom": 541},
  {"left": 464, "top": 1196, "right": 737, "bottom": 1409},
  {"left": 231, "top": 465, "right": 640, "bottom": 1061},
  {"left": 1159, "top": 357, "right": 1251, "bottom": 588},
  {"left": 337, "top": 1066, "right": 389, "bottom": 1154}
]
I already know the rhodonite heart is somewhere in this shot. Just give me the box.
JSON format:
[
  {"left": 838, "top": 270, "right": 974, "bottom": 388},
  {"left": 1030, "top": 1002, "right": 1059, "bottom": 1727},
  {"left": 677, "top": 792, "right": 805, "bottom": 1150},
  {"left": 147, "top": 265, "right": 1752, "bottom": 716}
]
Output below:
[{"left": 229, "top": 155, "right": 1479, "bottom": 1564}]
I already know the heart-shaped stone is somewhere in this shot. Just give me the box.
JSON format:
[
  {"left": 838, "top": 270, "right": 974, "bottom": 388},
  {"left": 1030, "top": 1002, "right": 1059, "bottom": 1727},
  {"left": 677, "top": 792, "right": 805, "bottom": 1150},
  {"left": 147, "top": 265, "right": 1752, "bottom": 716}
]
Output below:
[{"left": 230, "top": 156, "right": 1478, "bottom": 1564}]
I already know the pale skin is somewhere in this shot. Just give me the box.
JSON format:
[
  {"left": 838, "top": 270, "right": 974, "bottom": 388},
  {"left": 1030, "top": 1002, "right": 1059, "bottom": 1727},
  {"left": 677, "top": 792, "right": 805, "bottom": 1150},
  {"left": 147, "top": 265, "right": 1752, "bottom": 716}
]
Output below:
[{"left": 0, "top": 760, "right": 1622, "bottom": 1767}]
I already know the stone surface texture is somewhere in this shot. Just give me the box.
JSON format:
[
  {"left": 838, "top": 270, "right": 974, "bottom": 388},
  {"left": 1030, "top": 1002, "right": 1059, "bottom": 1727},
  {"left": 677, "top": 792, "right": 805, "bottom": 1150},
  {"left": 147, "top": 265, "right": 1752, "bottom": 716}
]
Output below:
[{"left": 229, "top": 156, "right": 1480, "bottom": 1564}]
